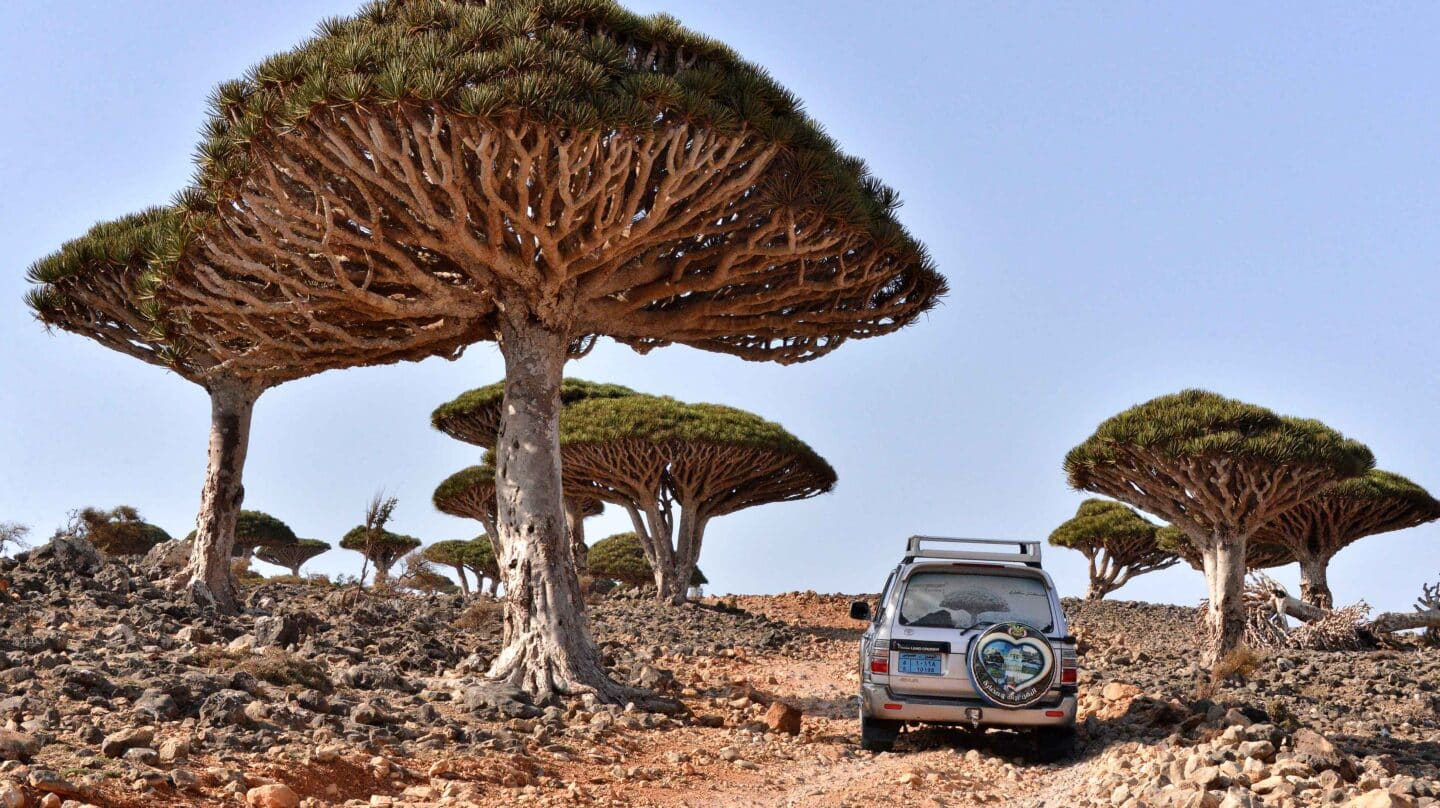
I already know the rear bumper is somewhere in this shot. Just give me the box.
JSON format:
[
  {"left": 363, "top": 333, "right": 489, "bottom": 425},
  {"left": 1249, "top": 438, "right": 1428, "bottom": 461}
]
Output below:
[{"left": 860, "top": 682, "right": 1076, "bottom": 728}]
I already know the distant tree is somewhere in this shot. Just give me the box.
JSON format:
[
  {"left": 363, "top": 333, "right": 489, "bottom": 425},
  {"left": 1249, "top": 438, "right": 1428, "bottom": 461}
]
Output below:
[
  {"left": 340, "top": 526, "right": 420, "bottom": 585},
  {"left": 588, "top": 532, "right": 707, "bottom": 592},
  {"left": 255, "top": 538, "right": 330, "bottom": 577},
  {"left": 465, "top": 536, "right": 502, "bottom": 597},
  {"left": 433, "top": 462, "right": 500, "bottom": 544},
  {"left": 1255, "top": 470, "right": 1440, "bottom": 609},
  {"left": 0, "top": 523, "right": 29, "bottom": 556},
  {"left": 1065, "top": 390, "right": 1373, "bottom": 670},
  {"left": 432, "top": 379, "right": 625, "bottom": 567},
  {"left": 1049, "top": 499, "right": 1179, "bottom": 600},
  {"left": 398, "top": 552, "right": 460, "bottom": 594},
  {"left": 563, "top": 395, "right": 835, "bottom": 605},
  {"left": 424, "top": 539, "right": 489, "bottom": 596},
  {"left": 75, "top": 506, "right": 172, "bottom": 556}
]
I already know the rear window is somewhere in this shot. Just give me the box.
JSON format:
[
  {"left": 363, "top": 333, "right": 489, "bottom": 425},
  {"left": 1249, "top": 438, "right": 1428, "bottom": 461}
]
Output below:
[{"left": 898, "top": 571, "right": 1054, "bottom": 632}]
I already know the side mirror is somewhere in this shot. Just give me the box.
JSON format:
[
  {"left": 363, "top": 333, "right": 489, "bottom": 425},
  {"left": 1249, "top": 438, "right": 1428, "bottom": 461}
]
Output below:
[{"left": 849, "top": 600, "right": 872, "bottom": 621}]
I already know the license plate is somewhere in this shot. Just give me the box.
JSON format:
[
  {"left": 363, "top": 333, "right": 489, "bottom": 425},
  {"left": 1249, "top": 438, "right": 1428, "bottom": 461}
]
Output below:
[{"left": 896, "top": 652, "right": 942, "bottom": 676}]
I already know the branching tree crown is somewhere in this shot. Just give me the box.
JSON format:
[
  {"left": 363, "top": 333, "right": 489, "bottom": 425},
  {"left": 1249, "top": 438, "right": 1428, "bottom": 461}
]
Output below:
[
  {"left": 1048, "top": 499, "right": 1178, "bottom": 599},
  {"left": 1156, "top": 526, "right": 1293, "bottom": 572},
  {"left": 433, "top": 461, "right": 501, "bottom": 539},
  {"left": 255, "top": 538, "right": 331, "bottom": 576},
  {"left": 340, "top": 525, "right": 422, "bottom": 577},
  {"left": 1257, "top": 469, "right": 1440, "bottom": 607},
  {"left": 1065, "top": 390, "right": 1375, "bottom": 540}
]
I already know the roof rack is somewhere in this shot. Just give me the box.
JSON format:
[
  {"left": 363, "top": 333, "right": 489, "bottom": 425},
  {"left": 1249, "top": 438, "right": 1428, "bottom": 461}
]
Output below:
[{"left": 904, "top": 536, "right": 1043, "bottom": 568}]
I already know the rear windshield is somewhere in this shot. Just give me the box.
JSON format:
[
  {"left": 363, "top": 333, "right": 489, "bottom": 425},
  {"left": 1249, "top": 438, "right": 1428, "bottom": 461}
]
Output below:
[{"left": 898, "top": 571, "right": 1054, "bottom": 632}]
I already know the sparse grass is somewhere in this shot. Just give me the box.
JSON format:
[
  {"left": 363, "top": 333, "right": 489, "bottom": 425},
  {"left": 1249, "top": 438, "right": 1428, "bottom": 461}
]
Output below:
[
  {"left": 1211, "top": 645, "right": 1265, "bottom": 683},
  {"left": 456, "top": 597, "right": 502, "bottom": 630},
  {"left": 196, "top": 646, "right": 332, "bottom": 692}
]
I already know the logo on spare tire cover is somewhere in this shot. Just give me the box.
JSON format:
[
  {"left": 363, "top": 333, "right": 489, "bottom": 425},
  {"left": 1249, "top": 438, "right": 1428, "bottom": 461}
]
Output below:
[{"left": 966, "top": 622, "right": 1055, "bottom": 708}]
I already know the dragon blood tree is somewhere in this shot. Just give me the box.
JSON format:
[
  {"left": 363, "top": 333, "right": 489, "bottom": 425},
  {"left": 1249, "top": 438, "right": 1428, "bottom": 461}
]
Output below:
[
  {"left": 1065, "top": 390, "right": 1373, "bottom": 669},
  {"left": 423, "top": 537, "right": 497, "bottom": 595},
  {"left": 340, "top": 526, "right": 422, "bottom": 583},
  {"left": 228, "top": 510, "right": 298, "bottom": 560},
  {"left": 1048, "top": 499, "right": 1179, "bottom": 600},
  {"left": 562, "top": 394, "right": 835, "bottom": 605},
  {"left": 432, "top": 379, "right": 631, "bottom": 565},
  {"left": 465, "top": 536, "right": 502, "bottom": 596},
  {"left": 177, "top": 0, "right": 943, "bottom": 701},
  {"left": 1255, "top": 470, "right": 1440, "bottom": 609},
  {"left": 256, "top": 538, "right": 331, "bottom": 577},
  {"left": 26, "top": 210, "right": 474, "bottom": 613},
  {"left": 434, "top": 461, "right": 501, "bottom": 545},
  {"left": 588, "top": 532, "right": 706, "bottom": 591}
]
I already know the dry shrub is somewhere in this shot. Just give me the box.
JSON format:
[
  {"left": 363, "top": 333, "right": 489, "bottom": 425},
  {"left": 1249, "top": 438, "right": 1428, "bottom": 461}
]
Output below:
[
  {"left": 1212, "top": 645, "right": 1264, "bottom": 683},
  {"left": 198, "top": 645, "right": 331, "bottom": 692},
  {"left": 456, "top": 597, "right": 502, "bottom": 630}
]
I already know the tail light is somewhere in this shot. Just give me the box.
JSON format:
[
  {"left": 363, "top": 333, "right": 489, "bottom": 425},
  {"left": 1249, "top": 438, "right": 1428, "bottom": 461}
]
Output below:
[
  {"left": 869, "top": 639, "right": 890, "bottom": 675},
  {"left": 1059, "top": 648, "right": 1078, "bottom": 685}
]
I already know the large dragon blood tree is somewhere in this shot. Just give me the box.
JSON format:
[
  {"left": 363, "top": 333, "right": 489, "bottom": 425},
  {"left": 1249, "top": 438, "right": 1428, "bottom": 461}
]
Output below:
[
  {"left": 177, "top": 0, "right": 944, "bottom": 701},
  {"left": 1254, "top": 470, "right": 1440, "bottom": 609},
  {"left": 432, "top": 379, "right": 627, "bottom": 567},
  {"left": 1048, "top": 499, "right": 1179, "bottom": 600},
  {"left": 26, "top": 210, "right": 473, "bottom": 613},
  {"left": 1064, "top": 390, "right": 1373, "bottom": 670},
  {"left": 1156, "top": 525, "right": 1294, "bottom": 575}
]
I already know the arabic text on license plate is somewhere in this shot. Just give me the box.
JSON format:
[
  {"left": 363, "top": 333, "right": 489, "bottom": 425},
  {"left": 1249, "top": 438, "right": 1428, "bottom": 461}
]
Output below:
[{"left": 897, "top": 652, "right": 942, "bottom": 676}]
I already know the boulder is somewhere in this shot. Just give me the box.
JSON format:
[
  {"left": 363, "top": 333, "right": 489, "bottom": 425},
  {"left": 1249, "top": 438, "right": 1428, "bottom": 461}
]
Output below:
[
  {"left": 1290, "top": 728, "right": 1358, "bottom": 781},
  {"left": 246, "top": 784, "right": 300, "bottom": 808},
  {"left": 0, "top": 731, "right": 39, "bottom": 762},
  {"left": 763, "top": 702, "right": 802, "bottom": 735},
  {"left": 100, "top": 726, "right": 155, "bottom": 757}
]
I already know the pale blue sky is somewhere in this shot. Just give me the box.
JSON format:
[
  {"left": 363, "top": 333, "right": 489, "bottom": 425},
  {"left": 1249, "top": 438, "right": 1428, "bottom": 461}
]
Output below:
[{"left": 3, "top": 3, "right": 1439, "bottom": 613}]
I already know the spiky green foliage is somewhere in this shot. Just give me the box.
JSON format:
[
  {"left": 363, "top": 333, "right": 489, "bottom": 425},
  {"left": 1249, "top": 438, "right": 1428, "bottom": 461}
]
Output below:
[
  {"left": 79, "top": 506, "right": 173, "bottom": 556},
  {"left": 184, "top": 0, "right": 936, "bottom": 265},
  {"left": 1049, "top": 499, "right": 1160, "bottom": 551},
  {"left": 255, "top": 538, "right": 331, "bottom": 574},
  {"left": 433, "top": 463, "right": 497, "bottom": 514},
  {"left": 233, "top": 510, "right": 298, "bottom": 553},
  {"left": 561, "top": 395, "right": 832, "bottom": 476},
  {"left": 586, "top": 532, "right": 705, "bottom": 588},
  {"left": 24, "top": 208, "right": 193, "bottom": 374},
  {"left": 432, "top": 378, "right": 637, "bottom": 447},
  {"left": 1327, "top": 469, "right": 1440, "bottom": 510},
  {"left": 339, "top": 525, "right": 422, "bottom": 574},
  {"left": 1065, "top": 390, "right": 1374, "bottom": 486}
]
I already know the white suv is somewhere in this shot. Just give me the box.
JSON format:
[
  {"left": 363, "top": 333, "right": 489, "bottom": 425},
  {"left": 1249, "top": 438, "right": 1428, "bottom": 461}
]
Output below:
[{"left": 850, "top": 537, "right": 1078, "bottom": 759}]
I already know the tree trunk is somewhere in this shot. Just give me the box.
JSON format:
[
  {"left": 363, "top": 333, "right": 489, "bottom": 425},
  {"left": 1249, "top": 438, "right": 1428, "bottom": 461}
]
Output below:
[
  {"left": 1201, "top": 536, "right": 1248, "bottom": 671},
  {"left": 288, "top": 563, "right": 301, "bottom": 578},
  {"left": 1297, "top": 553, "right": 1334, "bottom": 610},
  {"left": 485, "top": 314, "right": 629, "bottom": 703},
  {"left": 453, "top": 564, "right": 471, "bottom": 596},
  {"left": 563, "top": 499, "right": 588, "bottom": 571},
  {"left": 185, "top": 382, "right": 259, "bottom": 614},
  {"left": 487, "top": 576, "right": 499, "bottom": 597}
]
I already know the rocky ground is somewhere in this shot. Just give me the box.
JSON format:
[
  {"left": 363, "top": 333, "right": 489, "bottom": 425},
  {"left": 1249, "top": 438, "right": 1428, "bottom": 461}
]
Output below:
[{"left": 0, "top": 537, "right": 1436, "bottom": 807}]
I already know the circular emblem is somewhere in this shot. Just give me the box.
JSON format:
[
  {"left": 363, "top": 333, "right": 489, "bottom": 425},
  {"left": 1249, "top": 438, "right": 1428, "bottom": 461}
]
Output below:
[{"left": 966, "top": 622, "right": 1056, "bottom": 708}]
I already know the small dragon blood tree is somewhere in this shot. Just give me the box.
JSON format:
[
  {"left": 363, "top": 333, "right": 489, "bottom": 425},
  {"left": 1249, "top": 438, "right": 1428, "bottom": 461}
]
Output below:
[
  {"left": 432, "top": 379, "right": 628, "bottom": 567},
  {"left": 1255, "top": 470, "right": 1440, "bottom": 608},
  {"left": 26, "top": 210, "right": 472, "bottom": 613},
  {"left": 256, "top": 538, "right": 331, "bottom": 577},
  {"left": 1065, "top": 390, "right": 1373, "bottom": 671},
  {"left": 340, "top": 526, "right": 422, "bottom": 583},
  {"left": 1048, "top": 499, "right": 1179, "bottom": 600}
]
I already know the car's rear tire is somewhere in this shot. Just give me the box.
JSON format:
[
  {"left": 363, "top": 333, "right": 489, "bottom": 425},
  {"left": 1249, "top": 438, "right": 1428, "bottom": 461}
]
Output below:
[
  {"left": 1030, "top": 725, "right": 1076, "bottom": 762},
  {"left": 859, "top": 712, "right": 900, "bottom": 752}
]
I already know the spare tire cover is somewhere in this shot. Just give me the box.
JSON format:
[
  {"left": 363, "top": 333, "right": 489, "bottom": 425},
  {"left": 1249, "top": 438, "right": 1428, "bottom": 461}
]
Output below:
[{"left": 966, "top": 621, "right": 1056, "bottom": 708}]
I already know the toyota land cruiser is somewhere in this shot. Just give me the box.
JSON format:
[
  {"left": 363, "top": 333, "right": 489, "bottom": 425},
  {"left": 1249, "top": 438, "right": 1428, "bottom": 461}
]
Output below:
[{"left": 850, "top": 536, "right": 1078, "bottom": 759}]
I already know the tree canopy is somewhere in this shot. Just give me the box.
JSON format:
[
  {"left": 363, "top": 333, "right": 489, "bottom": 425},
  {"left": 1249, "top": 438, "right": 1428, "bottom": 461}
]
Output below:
[
  {"left": 433, "top": 461, "right": 500, "bottom": 538},
  {"left": 340, "top": 525, "right": 422, "bottom": 577},
  {"left": 433, "top": 378, "right": 636, "bottom": 447},
  {"left": 1256, "top": 469, "right": 1440, "bottom": 607},
  {"left": 587, "top": 532, "right": 705, "bottom": 588},
  {"left": 1048, "top": 498, "right": 1178, "bottom": 599},
  {"left": 79, "top": 506, "right": 173, "bottom": 556},
  {"left": 1064, "top": 390, "right": 1375, "bottom": 540},
  {"left": 255, "top": 538, "right": 331, "bottom": 575}
]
